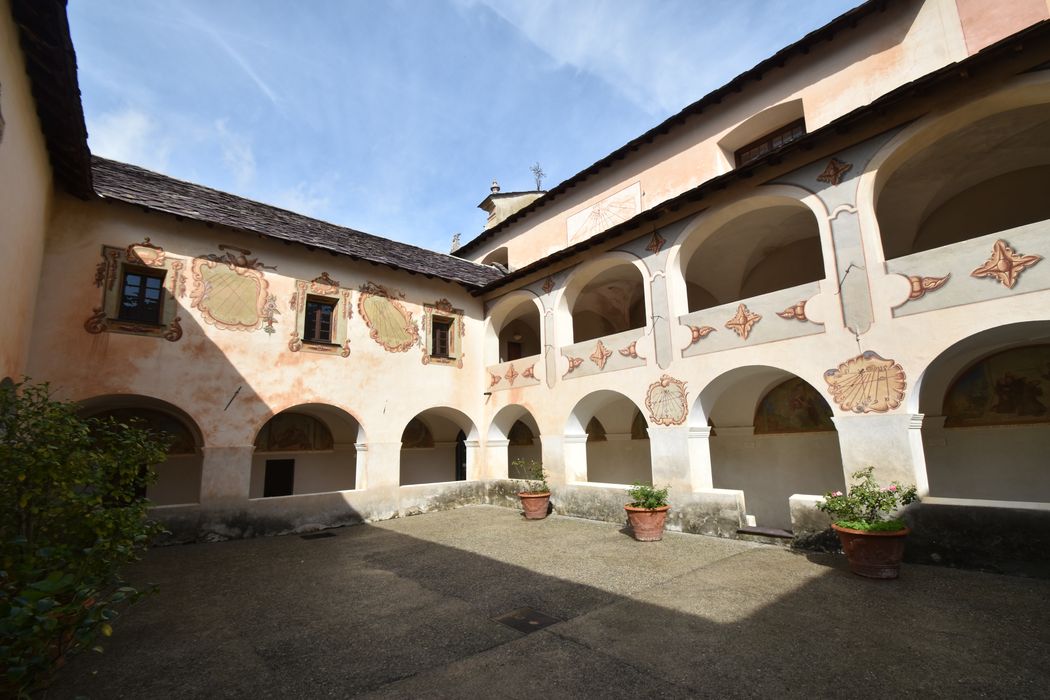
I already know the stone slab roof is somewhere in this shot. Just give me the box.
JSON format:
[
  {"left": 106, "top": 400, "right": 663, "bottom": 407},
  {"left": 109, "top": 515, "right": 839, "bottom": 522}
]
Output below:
[{"left": 92, "top": 157, "right": 504, "bottom": 289}]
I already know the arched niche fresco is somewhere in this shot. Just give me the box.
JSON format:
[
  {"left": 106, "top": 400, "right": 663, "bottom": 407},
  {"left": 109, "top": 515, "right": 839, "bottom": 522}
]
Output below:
[
  {"left": 943, "top": 345, "right": 1050, "bottom": 428},
  {"left": 254, "top": 413, "right": 334, "bottom": 452},
  {"left": 753, "top": 377, "right": 835, "bottom": 434},
  {"left": 402, "top": 418, "right": 435, "bottom": 449}
]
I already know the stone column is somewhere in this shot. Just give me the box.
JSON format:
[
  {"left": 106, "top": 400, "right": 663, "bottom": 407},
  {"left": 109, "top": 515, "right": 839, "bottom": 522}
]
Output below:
[
  {"left": 198, "top": 445, "right": 254, "bottom": 509},
  {"left": 562, "top": 434, "right": 588, "bottom": 484},
  {"left": 362, "top": 441, "right": 403, "bottom": 489},
  {"left": 648, "top": 424, "right": 693, "bottom": 492},
  {"left": 464, "top": 439, "right": 481, "bottom": 481},
  {"left": 354, "top": 442, "right": 368, "bottom": 490},
  {"left": 686, "top": 426, "right": 715, "bottom": 490},
  {"left": 832, "top": 413, "right": 929, "bottom": 488},
  {"left": 485, "top": 438, "right": 510, "bottom": 480}
]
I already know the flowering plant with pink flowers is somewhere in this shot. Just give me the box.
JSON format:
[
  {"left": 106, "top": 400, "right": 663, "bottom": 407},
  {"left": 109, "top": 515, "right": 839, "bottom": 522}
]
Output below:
[{"left": 818, "top": 466, "right": 918, "bottom": 532}]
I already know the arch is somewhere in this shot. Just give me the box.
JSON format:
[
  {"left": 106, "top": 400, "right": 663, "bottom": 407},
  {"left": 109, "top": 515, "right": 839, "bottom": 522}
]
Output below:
[
  {"left": 250, "top": 404, "right": 362, "bottom": 498},
  {"left": 560, "top": 253, "right": 648, "bottom": 344},
  {"left": 485, "top": 291, "right": 543, "bottom": 364},
  {"left": 482, "top": 247, "right": 510, "bottom": 270},
  {"left": 870, "top": 74, "right": 1050, "bottom": 260},
  {"left": 675, "top": 192, "right": 826, "bottom": 313},
  {"left": 79, "top": 394, "right": 203, "bottom": 507},
  {"left": 488, "top": 404, "right": 543, "bottom": 479},
  {"left": 692, "top": 366, "right": 845, "bottom": 530},
  {"left": 400, "top": 406, "right": 478, "bottom": 485},
  {"left": 566, "top": 390, "right": 652, "bottom": 485},
  {"left": 912, "top": 322, "right": 1050, "bottom": 503}
]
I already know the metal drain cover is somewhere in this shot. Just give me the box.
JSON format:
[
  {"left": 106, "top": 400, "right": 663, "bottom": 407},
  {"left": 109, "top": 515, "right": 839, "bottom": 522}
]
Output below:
[
  {"left": 300, "top": 531, "right": 336, "bottom": 540},
  {"left": 492, "top": 607, "right": 561, "bottom": 634}
]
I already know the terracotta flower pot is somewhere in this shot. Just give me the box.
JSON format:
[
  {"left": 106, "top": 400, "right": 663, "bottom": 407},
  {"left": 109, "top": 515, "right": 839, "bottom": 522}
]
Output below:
[
  {"left": 519, "top": 492, "right": 551, "bottom": 520},
  {"left": 625, "top": 504, "right": 670, "bottom": 541},
  {"left": 832, "top": 523, "right": 910, "bottom": 579}
]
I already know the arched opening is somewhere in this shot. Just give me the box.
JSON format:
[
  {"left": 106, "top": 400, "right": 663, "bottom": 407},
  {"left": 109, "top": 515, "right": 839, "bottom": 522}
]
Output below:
[
  {"left": 876, "top": 103, "right": 1050, "bottom": 259},
  {"left": 79, "top": 396, "right": 203, "bottom": 507},
  {"left": 567, "top": 391, "right": 652, "bottom": 485},
  {"left": 400, "top": 407, "right": 477, "bottom": 485},
  {"left": 482, "top": 247, "right": 510, "bottom": 270},
  {"left": 698, "top": 367, "right": 845, "bottom": 530},
  {"left": 488, "top": 404, "right": 543, "bottom": 479},
  {"left": 250, "top": 404, "right": 362, "bottom": 497},
  {"left": 496, "top": 297, "right": 541, "bottom": 362},
  {"left": 917, "top": 323, "right": 1050, "bottom": 502},
  {"left": 681, "top": 201, "right": 823, "bottom": 312},
  {"left": 570, "top": 262, "right": 646, "bottom": 343}
]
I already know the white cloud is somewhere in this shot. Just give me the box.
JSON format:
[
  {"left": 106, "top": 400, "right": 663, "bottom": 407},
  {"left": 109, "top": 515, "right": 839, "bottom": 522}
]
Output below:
[
  {"left": 215, "top": 119, "right": 256, "bottom": 187},
  {"left": 461, "top": 0, "right": 850, "bottom": 117},
  {"left": 87, "top": 108, "right": 172, "bottom": 171},
  {"left": 270, "top": 180, "right": 332, "bottom": 219}
]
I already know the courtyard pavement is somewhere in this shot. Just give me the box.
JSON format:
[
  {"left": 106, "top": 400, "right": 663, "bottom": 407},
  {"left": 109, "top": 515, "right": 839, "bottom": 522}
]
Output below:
[{"left": 51, "top": 505, "right": 1050, "bottom": 698}]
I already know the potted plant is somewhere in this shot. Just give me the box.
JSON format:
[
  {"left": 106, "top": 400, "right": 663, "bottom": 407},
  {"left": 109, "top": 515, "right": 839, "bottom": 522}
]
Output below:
[
  {"left": 818, "top": 466, "right": 919, "bottom": 579},
  {"left": 624, "top": 482, "right": 670, "bottom": 541},
  {"left": 512, "top": 458, "right": 550, "bottom": 520}
]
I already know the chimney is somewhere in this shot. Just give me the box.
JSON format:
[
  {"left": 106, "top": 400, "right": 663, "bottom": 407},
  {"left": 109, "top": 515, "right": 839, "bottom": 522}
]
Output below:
[{"left": 490, "top": 178, "right": 500, "bottom": 194}]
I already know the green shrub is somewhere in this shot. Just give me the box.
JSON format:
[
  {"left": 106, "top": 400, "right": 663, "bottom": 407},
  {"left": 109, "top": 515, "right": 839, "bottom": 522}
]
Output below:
[
  {"left": 626, "top": 482, "right": 669, "bottom": 510},
  {"left": 818, "top": 466, "right": 918, "bottom": 531},
  {"left": 511, "top": 458, "right": 549, "bottom": 494},
  {"left": 0, "top": 379, "right": 168, "bottom": 697}
]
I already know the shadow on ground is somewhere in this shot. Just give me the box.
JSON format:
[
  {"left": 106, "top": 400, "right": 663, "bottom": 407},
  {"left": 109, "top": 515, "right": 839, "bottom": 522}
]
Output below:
[{"left": 49, "top": 506, "right": 1050, "bottom": 699}]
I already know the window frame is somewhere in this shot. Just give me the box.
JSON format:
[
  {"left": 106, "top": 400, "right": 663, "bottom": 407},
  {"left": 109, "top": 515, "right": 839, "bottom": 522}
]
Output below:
[
  {"left": 87, "top": 240, "right": 184, "bottom": 341},
  {"left": 421, "top": 299, "right": 465, "bottom": 368},
  {"left": 117, "top": 265, "right": 167, "bottom": 325},
  {"left": 734, "top": 118, "right": 806, "bottom": 167},
  {"left": 289, "top": 274, "right": 352, "bottom": 357},
  {"left": 303, "top": 295, "right": 338, "bottom": 345}
]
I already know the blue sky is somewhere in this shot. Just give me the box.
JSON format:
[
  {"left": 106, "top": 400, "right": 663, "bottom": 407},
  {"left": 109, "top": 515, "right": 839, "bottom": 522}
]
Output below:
[{"left": 69, "top": 0, "right": 860, "bottom": 253}]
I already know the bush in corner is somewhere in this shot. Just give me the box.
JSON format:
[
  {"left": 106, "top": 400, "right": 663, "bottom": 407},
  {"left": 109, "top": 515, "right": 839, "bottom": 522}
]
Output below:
[{"left": 0, "top": 378, "right": 168, "bottom": 696}]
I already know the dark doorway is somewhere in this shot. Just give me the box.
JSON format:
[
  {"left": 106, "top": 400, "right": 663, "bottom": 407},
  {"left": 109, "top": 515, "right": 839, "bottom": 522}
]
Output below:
[
  {"left": 455, "top": 430, "right": 467, "bottom": 481},
  {"left": 264, "top": 459, "right": 295, "bottom": 497},
  {"left": 507, "top": 342, "right": 523, "bottom": 361}
]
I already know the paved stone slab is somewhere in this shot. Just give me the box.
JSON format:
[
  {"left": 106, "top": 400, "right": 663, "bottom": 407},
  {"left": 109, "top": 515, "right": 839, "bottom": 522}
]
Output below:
[{"left": 49, "top": 505, "right": 1050, "bottom": 698}]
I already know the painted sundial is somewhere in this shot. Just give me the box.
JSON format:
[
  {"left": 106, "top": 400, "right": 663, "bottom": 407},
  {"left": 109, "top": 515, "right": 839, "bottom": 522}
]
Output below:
[
  {"left": 358, "top": 281, "right": 418, "bottom": 352},
  {"left": 645, "top": 374, "right": 688, "bottom": 426},
  {"left": 824, "top": 351, "right": 906, "bottom": 414},
  {"left": 190, "top": 245, "right": 272, "bottom": 331}
]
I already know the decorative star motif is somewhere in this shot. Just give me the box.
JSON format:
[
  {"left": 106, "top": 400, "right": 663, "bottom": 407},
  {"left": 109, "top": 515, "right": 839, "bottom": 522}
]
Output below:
[
  {"left": 563, "top": 356, "right": 584, "bottom": 377},
  {"left": 725, "top": 304, "right": 761, "bottom": 340},
  {"left": 489, "top": 373, "right": 502, "bottom": 388},
  {"left": 816, "top": 158, "right": 852, "bottom": 186},
  {"left": 504, "top": 364, "right": 519, "bottom": 385},
  {"left": 590, "top": 340, "right": 613, "bottom": 370},
  {"left": 906, "top": 274, "right": 950, "bottom": 301},
  {"left": 687, "top": 325, "right": 716, "bottom": 345},
  {"left": 521, "top": 364, "right": 536, "bottom": 380},
  {"left": 645, "top": 231, "right": 666, "bottom": 254},
  {"left": 970, "top": 239, "right": 1041, "bottom": 289},
  {"left": 542, "top": 277, "right": 555, "bottom": 294},
  {"left": 776, "top": 301, "right": 809, "bottom": 321},
  {"left": 618, "top": 341, "right": 644, "bottom": 360}
]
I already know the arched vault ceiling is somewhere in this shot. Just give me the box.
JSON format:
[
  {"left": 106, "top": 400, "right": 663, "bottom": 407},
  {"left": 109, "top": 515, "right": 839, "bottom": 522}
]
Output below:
[
  {"left": 685, "top": 205, "right": 819, "bottom": 302},
  {"left": 879, "top": 105, "right": 1050, "bottom": 247}
]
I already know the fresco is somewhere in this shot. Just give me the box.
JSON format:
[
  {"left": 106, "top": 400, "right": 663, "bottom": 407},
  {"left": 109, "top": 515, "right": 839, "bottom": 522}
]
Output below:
[
  {"left": 645, "top": 374, "right": 688, "bottom": 426},
  {"left": 190, "top": 245, "right": 273, "bottom": 332},
  {"left": 943, "top": 345, "right": 1050, "bottom": 427},
  {"left": 358, "top": 281, "right": 418, "bottom": 353},
  {"left": 255, "top": 413, "right": 333, "bottom": 452},
  {"left": 754, "top": 377, "right": 835, "bottom": 434}
]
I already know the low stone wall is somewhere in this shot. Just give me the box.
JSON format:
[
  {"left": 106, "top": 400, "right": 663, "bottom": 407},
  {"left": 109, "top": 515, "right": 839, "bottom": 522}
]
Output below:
[
  {"left": 148, "top": 483, "right": 1050, "bottom": 578},
  {"left": 903, "top": 503, "right": 1050, "bottom": 578}
]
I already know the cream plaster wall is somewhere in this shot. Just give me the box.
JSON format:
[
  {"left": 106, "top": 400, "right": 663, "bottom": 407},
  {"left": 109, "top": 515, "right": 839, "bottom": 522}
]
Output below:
[
  {"left": 150, "top": 454, "right": 203, "bottom": 506},
  {"left": 465, "top": 0, "right": 981, "bottom": 270},
  {"left": 0, "top": 0, "right": 53, "bottom": 378},
  {"left": 28, "top": 194, "right": 487, "bottom": 505},
  {"left": 711, "top": 432, "right": 845, "bottom": 531},
  {"left": 249, "top": 449, "right": 357, "bottom": 498},
  {"left": 925, "top": 425, "right": 1050, "bottom": 502}
]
